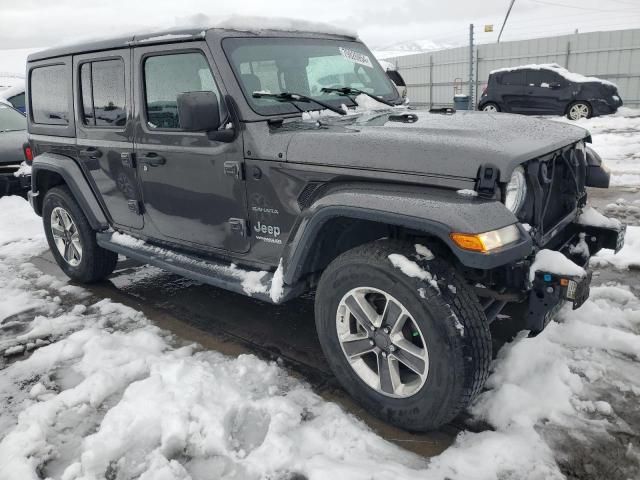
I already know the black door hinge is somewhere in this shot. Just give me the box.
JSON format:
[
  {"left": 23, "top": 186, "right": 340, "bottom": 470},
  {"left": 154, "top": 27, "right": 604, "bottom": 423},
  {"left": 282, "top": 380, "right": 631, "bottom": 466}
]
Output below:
[
  {"left": 121, "top": 152, "right": 136, "bottom": 168},
  {"left": 224, "top": 161, "right": 244, "bottom": 180},
  {"left": 128, "top": 200, "right": 143, "bottom": 215},
  {"left": 229, "top": 218, "right": 247, "bottom": 237},
  {"left": 476, "top": 163, "right": 500, "bottom": 197}
]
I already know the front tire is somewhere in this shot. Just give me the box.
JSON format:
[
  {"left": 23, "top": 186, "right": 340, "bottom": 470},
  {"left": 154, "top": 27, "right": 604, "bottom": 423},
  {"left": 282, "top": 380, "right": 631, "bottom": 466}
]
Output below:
[
  {"left": 43, "top": 186, "right": 118, "bottom": 283},
  {"left": 481, "top": 102, "right": 500, "bottom": 112},
  {"left": 567, "top": 101, "right": 591, "bottom": 120},
  {"left": 314, "top": 240, "right": 491, "bottom": 431}
]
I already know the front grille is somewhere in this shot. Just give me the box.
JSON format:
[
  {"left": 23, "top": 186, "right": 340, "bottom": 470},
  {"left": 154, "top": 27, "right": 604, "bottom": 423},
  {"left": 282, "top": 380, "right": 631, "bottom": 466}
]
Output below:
[{"left": 521, "top": 144, "right": 587, "bottom": 244}]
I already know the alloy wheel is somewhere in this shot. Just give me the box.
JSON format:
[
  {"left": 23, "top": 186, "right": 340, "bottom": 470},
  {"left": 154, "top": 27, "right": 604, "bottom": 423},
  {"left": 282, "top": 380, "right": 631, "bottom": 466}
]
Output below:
[
  {"left": 483, "top": 104, "right": 498, "bottom": 112},
  {"left": 50, "top": 207, "right": 83, "bottom": 267},
  {"left": 336, "top": 287, "right": 429, "bottom": 398},
  {"left": 569, "top": 103, "right": 589, "bottom": 120}
]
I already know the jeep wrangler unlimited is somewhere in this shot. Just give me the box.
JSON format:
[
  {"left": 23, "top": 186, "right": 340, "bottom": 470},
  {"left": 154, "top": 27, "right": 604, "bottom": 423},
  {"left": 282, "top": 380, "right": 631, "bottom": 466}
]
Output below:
[{"left": 26, "top": 23, "right": 625, "bottom": 431}]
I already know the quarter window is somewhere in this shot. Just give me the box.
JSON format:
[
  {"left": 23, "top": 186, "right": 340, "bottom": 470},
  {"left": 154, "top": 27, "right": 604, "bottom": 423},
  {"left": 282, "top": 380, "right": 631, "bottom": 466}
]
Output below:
[
  {"left": 8, "top": 93, "right": 25, "bottom": 111},
  {"left": 80, "top": 59, "right": 126, "bottom": 127},
  {"left": 526, "top": 70, "right": 555, "bottom": 87},
  {"left": 499, "top": 71, "right": 525, "bottom": 86},
  {"left": 143, "top": 52, "right": 225, "bottom": 130},
  {"left": 30, "top": 64, "right": 69, "bottom": 125}
]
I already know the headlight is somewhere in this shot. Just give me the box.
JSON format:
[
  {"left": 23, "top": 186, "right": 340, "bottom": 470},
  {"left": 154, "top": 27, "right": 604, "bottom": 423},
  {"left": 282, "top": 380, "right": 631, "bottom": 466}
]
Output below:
[
  {"left": 504, "top": 166, "right": 527, "bottom": 214},
  {"left": 450, "top": 225, "right": 521, "bottom": 252}
]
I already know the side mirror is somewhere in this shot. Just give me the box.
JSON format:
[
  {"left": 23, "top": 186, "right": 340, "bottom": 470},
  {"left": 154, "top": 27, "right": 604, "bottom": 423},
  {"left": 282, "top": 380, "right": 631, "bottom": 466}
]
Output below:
[
  {"left": 177, "top": 91, "right": 221, "bottom": 132},
  {"left": 549, "top": 82, "right": 562, "bottom": 89}
]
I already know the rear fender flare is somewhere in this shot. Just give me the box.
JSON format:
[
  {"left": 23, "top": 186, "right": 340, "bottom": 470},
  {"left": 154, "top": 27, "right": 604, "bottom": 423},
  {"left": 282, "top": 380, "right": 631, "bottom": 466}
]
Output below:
[{"left": 31, "top": 153, "right": 109, "bottom": 230}]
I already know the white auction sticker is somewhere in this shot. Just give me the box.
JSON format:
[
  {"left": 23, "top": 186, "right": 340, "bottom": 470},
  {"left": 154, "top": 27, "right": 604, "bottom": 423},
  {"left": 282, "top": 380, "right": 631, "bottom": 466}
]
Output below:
[{"left": 339, "top": 47, "right": 373, "bottom": 68}]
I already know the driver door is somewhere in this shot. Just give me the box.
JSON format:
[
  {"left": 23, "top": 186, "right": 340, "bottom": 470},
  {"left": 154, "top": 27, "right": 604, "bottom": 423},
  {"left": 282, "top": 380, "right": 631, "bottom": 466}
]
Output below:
[{"left": 133, "top": 43, "right": 250, "bottom": 253}]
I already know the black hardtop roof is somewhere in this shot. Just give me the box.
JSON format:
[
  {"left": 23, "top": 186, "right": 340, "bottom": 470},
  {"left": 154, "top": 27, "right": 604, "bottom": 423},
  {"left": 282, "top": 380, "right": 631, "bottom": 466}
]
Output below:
[{"left": 27, "top": 26, "right": 357, "bottom": 62}]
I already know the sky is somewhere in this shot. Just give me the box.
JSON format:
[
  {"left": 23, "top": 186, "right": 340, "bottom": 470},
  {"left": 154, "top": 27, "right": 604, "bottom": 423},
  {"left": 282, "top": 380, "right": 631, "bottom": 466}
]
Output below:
[{"left": 1, "top": 0, "right": 639, "bottom": 73}]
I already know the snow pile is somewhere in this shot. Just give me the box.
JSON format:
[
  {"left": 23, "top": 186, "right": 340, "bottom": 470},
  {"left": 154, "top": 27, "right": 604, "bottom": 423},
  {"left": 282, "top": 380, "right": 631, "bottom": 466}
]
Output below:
[
  {"left": 13, "top": 161, "right": 32, "bottom": 177},
  {"left": 491, "top": 63, "right": 617, "bottom": 88},
  {"left": 577, "top": 206, "right": 623, "bottom": 230},
  {"left": 591, "top": 225, "right": 640, "bottom": 270},
  {"left": 0, "top": 196, "right": 46, "bottom": 260},
  {"left": 529, "top": 249, "right": 586, "bottom": 282}
]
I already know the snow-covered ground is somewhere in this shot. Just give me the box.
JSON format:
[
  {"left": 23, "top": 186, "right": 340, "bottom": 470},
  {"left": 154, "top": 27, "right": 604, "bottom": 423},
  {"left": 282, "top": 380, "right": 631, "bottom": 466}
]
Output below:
[{"left": 1, "top": 111, "right": 640, "bottom": 479}]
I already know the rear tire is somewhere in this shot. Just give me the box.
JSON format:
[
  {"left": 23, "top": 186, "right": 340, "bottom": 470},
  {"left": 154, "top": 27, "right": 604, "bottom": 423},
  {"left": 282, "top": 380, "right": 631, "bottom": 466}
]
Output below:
[
  {"left": 314, "top": 239, "right": 491, "bottom": 431},
  {"left": 567, "top": 101, "right": 591, "bottom": 120},
  {"left": 43, "top": 186, "right": 117, "bottom": 283},
  {"left": 481, "top": 102, "right": 500, "bottom": 112}
]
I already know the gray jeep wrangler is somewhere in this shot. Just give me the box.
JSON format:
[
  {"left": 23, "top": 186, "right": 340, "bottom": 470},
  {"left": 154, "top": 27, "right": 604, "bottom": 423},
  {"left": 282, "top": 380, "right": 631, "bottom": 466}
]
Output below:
[{"left": 26, "top": 24, "right": 625, "bottom": 431}]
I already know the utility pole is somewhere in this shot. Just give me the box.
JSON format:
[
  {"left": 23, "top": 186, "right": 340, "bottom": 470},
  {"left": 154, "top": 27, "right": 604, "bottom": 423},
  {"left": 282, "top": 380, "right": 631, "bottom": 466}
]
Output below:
[
  {"left": 469, "top": 23, "right": 474, "bottom": 110},
  {"left": 497, "top": 0, "right": 516, "bottom": 43}
]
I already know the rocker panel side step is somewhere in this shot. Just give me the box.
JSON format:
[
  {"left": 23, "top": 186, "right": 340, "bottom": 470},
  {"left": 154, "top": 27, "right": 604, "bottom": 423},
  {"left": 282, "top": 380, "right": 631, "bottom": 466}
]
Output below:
[{"left": 96, "top": 232, "right": 300, "bottom": 304}]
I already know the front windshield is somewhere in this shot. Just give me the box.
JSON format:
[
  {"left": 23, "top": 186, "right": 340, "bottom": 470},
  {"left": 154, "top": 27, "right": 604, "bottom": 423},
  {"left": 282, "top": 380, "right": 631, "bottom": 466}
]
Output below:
[
  {"left": 223, "top": 37, "right": 399, "bottom": 116},
  {"left": 0, "top": 105, "right": 26, "bottom": 132}
]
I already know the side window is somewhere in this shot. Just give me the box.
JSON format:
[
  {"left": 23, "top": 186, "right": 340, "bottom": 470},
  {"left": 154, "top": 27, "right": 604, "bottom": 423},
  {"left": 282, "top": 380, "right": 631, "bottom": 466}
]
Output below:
[
  {"left": 144, "top": 52, "right": 225, "bottom": 130},
  {"left": 31, "top": 64, "right": 69, "bottom": 125},
  {"left": 80, "top": 59, "right": 126, "bottom": 127},
  {"left": 526, "top": 70, "right": 555, "bottom": 87},
  {"left": 499, "top": 71, "right": 525, "bottom": 86},
  {"left": 8, "top": 93, "right": 25, "bottom": 111}
]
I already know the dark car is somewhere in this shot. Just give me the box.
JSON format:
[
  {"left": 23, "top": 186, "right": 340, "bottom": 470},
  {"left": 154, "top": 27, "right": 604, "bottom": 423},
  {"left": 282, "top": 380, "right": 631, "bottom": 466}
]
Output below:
[
  {"left": 0, "top": 103, "right": 29, "bottom": 196},
  {"left": 25, "top": 25, "right": 624, "bottom": 432},
  {"left": 478, "top": 64, "right": 623, "bottom": 120},
  {"left": 0, "top": 84, "right": 26, "bottom": 113}
]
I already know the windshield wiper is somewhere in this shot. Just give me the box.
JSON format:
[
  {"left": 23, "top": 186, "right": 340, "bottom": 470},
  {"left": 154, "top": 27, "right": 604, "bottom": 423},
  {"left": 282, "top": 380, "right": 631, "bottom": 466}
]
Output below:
[
  {"left": 252, "top": 91, "right": 346, "bottom": 116},
  {"left": 321, "top": 87, "right": 398, "bottom": 107}
]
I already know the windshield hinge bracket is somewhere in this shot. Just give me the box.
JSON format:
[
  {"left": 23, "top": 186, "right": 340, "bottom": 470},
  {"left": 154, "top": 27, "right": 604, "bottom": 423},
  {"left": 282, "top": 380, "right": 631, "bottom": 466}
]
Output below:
[{"left": 476, "top": 163, "right": 500, "bottom": 197}]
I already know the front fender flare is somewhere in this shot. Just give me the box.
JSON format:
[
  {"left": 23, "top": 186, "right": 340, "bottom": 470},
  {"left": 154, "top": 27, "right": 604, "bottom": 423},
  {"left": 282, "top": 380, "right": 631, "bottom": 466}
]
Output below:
[
  {"left": 31, "top": 153, "right": 109, "bottom": 230},
  {"left": 283, "top": 184, "right": 533, "bottom": 283}
]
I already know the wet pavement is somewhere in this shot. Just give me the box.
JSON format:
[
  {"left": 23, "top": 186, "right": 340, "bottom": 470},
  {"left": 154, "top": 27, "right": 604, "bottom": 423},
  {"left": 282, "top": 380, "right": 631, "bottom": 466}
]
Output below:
[{"left": 27, "top": 186, "right": 639, "bottom": 459}]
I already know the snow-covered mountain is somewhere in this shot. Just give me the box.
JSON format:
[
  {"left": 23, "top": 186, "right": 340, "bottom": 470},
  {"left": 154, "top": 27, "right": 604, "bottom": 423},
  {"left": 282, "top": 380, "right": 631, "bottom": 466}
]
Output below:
[{"left": 373, "top": 39, "right": 456, "bottom": 59}]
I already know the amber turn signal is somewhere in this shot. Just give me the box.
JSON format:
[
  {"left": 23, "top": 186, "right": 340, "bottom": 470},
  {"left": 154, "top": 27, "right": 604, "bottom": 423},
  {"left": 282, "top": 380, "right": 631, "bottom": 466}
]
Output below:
[{"left": 450, "top": 225, "right": 521, "bottom": 253}]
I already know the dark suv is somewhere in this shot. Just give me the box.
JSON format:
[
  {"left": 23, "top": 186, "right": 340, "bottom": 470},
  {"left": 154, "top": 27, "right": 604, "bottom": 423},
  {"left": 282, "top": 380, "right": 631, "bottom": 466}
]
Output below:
[
  {"left": 26, "top": 25, "right": 625, "bottom": 431},
  {"left": 478, "top": 64, "right": 623, "bottom": 120}
]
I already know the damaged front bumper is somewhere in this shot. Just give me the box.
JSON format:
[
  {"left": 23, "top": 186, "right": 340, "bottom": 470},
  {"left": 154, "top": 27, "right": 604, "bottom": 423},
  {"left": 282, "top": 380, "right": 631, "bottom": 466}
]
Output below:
[{"left": 526, "top": 222, "right": 626, "bottom": 334}]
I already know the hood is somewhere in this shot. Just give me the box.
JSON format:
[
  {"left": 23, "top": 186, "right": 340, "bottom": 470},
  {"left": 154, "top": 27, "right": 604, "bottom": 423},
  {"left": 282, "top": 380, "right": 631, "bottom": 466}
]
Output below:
[
  {"left": 0, "top": 130, "right": 27, "bottom": 166},
  {"left": 285, "top": 110, "right": 588, "bottom": 180}
]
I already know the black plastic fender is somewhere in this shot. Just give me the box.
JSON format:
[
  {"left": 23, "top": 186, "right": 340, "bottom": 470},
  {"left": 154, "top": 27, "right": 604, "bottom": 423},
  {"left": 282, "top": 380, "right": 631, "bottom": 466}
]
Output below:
[
  {"left": 283, "top": 183, "right": 533, "bottom": 283},
  {"left": 30, "top": 153, "right": 109, "bottom": 230}
]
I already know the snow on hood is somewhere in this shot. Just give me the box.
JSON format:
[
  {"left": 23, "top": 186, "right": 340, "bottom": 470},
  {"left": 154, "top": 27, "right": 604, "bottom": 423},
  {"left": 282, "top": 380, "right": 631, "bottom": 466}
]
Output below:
[
  {"left": 490, "top": 63, "right": 617, "bottom": 88},
  {"left": 288, "top": 109, "right": 589, "bottom": 180}
]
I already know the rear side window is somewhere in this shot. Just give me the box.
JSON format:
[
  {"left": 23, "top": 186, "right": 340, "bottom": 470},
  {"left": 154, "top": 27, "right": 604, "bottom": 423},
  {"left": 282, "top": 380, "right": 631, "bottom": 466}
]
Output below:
[
  {"left": 143, "top": 52, "right": 225, "bottom": 130},
  {"left": 499, "top": 71, "right": 525, "bottom": 86},
  {"left": 526, "top": 70, "right": 556, "bottom": 87},
  {"left": 80, "top": 59, "right": 126, "bottom": 127},
  {"left": 30, "top": 65, "right": 69, "bottom": 125},
  {"left": 8, "top": 93, "right": 25, "bottom": 111}
]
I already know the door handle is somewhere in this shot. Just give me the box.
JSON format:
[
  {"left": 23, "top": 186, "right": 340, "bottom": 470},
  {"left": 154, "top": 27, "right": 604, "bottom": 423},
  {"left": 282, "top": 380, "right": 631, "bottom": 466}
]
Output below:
[
  {"left": 78, "top": 147, "right": 102, "bottom": 159},
  {"left": 139, "top": 153, "right": 166, "bottom": 167}
]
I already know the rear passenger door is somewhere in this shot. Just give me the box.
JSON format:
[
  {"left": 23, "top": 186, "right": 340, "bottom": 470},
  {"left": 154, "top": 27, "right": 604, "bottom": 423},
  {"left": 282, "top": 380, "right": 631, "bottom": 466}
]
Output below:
[
  {"left": 73, "top": 50, "right": 143, "bottom": 229},
  {"left": 132, "top": 43, "right": 250, "bottom": 253}
]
